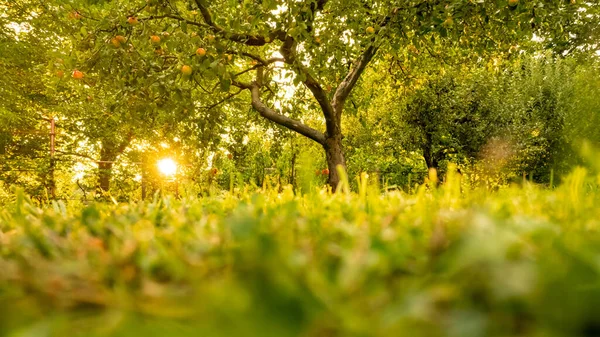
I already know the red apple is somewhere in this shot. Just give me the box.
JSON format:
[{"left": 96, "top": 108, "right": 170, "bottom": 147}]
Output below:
[
  {"left": 72, "top": 69, "right": 84, "bottom": 79},
  {"left": 110, "top": 37, "right": 121, "bottom": 48},
  {"left": 69, "top": 11, "right": 82, "bottom": 20}
]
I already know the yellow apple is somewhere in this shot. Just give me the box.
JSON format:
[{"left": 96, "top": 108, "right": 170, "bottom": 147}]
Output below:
[{"left": 181, "top": 65, "right": 193, "bottom": 76}]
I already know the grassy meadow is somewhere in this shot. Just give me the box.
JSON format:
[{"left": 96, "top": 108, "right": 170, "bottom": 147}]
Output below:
[{"left": 1, "top": 167, "right": 600, "bottom": 337}]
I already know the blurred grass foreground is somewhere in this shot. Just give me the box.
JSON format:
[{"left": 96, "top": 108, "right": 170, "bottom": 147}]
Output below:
[{"left": 1, "top": 166, "right": 600, "bottom": 337}]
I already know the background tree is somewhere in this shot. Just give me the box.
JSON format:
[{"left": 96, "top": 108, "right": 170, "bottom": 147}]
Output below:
[{"left": 0, "top": 1, "right": 66, "bottom": 198}]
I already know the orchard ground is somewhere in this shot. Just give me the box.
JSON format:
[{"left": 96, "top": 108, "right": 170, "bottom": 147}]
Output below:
[{"left": 1, "top": 166, "right": 600, "bottom": 337}]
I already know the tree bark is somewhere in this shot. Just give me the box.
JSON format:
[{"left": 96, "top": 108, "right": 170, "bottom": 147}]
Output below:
[
  {"left": 97, "top": 143, "right": 117, "bottom": 193},
  {"left": 423, "top": 148, "right": 438, "bottom": 171},
  {"left": 423, "top": 133, "right": 438, "bottom": 171},
  {"left": 96, "top": 135, "right": 132, "bottom": 194},
  {"left": 97, "top": 160, "right": 113, "bottom": 192},
  {"left": 324, "top": 134, "right": 346, "bottom": 190}
]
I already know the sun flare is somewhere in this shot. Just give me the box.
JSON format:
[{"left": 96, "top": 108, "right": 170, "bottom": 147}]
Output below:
[{"left": 157, "top": 158, "right": 177, "bottom": 177}]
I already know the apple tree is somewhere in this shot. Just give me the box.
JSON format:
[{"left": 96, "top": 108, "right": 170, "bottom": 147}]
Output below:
[
  {"left": 66, "top": 0, "right": 597, "bottom": 189},
  {"left": 0, "top": 0, "right": 70, "bottom": 198}
]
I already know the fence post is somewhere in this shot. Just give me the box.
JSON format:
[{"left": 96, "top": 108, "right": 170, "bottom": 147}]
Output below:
[
  {"left": 141, "top": 156, "right": 147, "bottom": 200},
  {"left": 49, "top": 117, "right": 56, "bottom": 199}
]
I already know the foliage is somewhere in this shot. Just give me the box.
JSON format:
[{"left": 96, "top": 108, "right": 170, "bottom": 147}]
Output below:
[
  {"left": 344, "top": 53, "right": 600, "bottom": 188},
  {"left": 0, "top": 1, "right": 59, "bottom": 198},
  {"left": 46, "top": 0, "right": 597, "bottom": 188},
  {"left": 2, "top": 0, "right": 600, "bottom": 196}
]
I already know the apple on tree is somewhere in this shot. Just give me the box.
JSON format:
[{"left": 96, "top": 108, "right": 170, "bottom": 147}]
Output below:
[
  {"left": 110, "top": 37, "right": 121, "bottom": 48},
  {"left": 69, "top": 11, "right": 82, "bottom": 20},
  {"left": 181, "top": 65, "right": 193, "bottom": 76},
  {"left": 111, "top": 35, "right": 126, "bottom": 48},
  {"left": 72, "top": 69, "right": 84, "bottom": 79}
]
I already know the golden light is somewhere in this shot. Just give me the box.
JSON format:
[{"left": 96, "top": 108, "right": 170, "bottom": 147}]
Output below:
[{"left": 157, "top": 158, "right": 177, "bottom": 177}]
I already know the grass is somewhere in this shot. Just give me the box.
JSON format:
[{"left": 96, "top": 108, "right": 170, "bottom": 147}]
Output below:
[{"left": 1, "top": 167, "right": 600, "bottom": 337}]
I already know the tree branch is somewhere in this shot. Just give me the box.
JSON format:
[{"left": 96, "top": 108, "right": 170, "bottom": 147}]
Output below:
[
  {"left": 193, "top": 0, "right": 285, "bottom": 45},
  {"left": 141, "top": 14, "right": 206, "bottom": 28},
  {"left": 249, "top": 84, "right": 325, "bottom": 145},
  {"left": 331, "top": 44, "right": 378, "bottom": 118},
  {"left": 231, "top": 79, "right": 252, "bottom": 90},
  {"left": 198, "top": 89, "right": 243, "bottom": 110},
  {"left": 55, "top": 150, "right": 98, "bottom": 162},
  {"left": 232, "top": 51, "right": 284, "bottom": 65},
  {"left": 304, "top": 0, "right": 329, "bottom": 33},
  {"left": 279, "top": 38, "right": 336, "bottom": 135},
  {"left": 330, "top": 8, "right": 400, "bottom": 120},
  {"left": 231, "top": 53, "right": 284, "bottom": 78},
  {"left": 115, "top": 132, "right": 133, "bottom": 155}
]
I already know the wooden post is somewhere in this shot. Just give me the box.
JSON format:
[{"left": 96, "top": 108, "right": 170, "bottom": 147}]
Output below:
[
  {"left": 49, "top": 117, "right": 56, "bottom": 199},
  {"left": 50, "top": 118, "right": 55, "bottom": 157},
  {"left": 141, "top": 156, "right": 147, "bottom": 200}
]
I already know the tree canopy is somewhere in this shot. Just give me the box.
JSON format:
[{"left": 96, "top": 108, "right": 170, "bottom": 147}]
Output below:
[{"left": 1, "top": 0, "right": 600, "bottom": 198}]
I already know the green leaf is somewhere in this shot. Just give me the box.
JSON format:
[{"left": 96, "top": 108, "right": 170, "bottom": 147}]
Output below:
[{"left": 220, "top": 78, "right": 231, "bottom": 92}]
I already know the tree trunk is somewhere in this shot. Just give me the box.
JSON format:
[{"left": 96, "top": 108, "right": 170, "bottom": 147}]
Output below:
[
  {"left": 97, "top": 161, "right": 114, "bottom": 193},
  {"left": 324, "top": 134, "right": 346, "bottom": 191},
  {"left": 423, "top": 143, "right": 438, "bottom": 171},
  {"left": 96, "top": 135, "right": 133, "bottom": 195},
  {"left": 96, "top": 145, "right": 118, "bottom": 194}
]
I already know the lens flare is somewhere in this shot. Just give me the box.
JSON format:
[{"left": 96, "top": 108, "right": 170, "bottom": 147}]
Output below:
[{"left": 157, "top": 158, "right": 177, "bottom": 177}]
